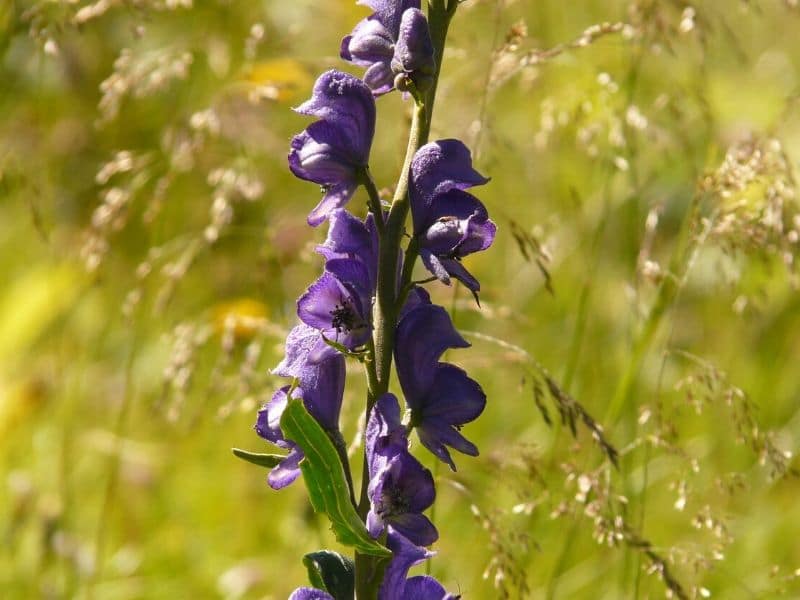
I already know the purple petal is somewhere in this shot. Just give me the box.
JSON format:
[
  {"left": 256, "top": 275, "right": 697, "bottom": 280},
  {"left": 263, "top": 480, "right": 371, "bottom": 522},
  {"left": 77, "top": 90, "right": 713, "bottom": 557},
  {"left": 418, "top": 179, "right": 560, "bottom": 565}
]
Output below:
[
  {"left": 364, "top": 61, "right": 396, "bottom": 96},
  {"left": 307, "top": 183, "right": 358, "bottom": 227},
  {"left": 391, "top": 9, "right": 435, "bottom": 78},
  {"left": 419, "top": 249, "right": 451, "bottom": 285},
  {"left": 366, "top": 393, "right": 408, "bottom": 476},
  {"left": 395, "top": 303, "right": 469, "bottom": 405},
  {"left": 358, "top": 0, "right": 421, "bottom": 38},
  {"left": 409, "top": 139, "right": 489, "bottom": 231},
  {"left": 342, "top": 17, "right": 394, "bottom": 65},
  {"left": 425, "top": 364, "right": 486, "bottom": 424},
  {"left": 294, "top": 71, "right": 375, "bottom": 161},
  {"left": 273, "top": 324, "right": 321, "bottom": 376},
  {"left": 289, "top": 123, "right": 360, "bottom": 185},
  {"left": 380, "top": 530, "right": 435, "bottom": 600},
  {"left": 417, "top": 417, "right": 479, "bottom": 472},
  {"left": 416, "top": 423, "right": 456, "bottom": 471},
  {"left": 297, "top": 271, "right": 353, "bottom": 332},
  {"left": 388, "top": 512, "right": 438, "bottom": 547},
  {"left": 255, "top": 388, "right": 305, "bottom": 488},
  {"left": 419, "top": 189, "right": 492, "bottom": 254},
  {"left": 399, "top": 286, "right": 431, "bottom": 320},
  {"left": 300, "top": 353, "right": 346, "bottom": 432},
  {"left": 325, "top": 257, "right": 372, "bottom": 307},
  {"left": 392, "top": 453, "right": 436, "bottom": 513},
  {"left": 403, "top": 576, "right": 456, "bottom": 600},
  {"left": 317, "top": 209, "right": 374, "bottom": 257},
  {"left": 367, "top": 508, "right": 384, "bottom": 539},
  {"left": 288, "top": 588, "right": 335, "bottom": 600},
  {"left": 439, "top": 258, "right": 481, "bottom": 294},
  {"left": 267, "top": 446, "right": 303, "bottom": 490},
  {"left": 271, "top": 325, "right": 345, "bottom": 431},
  {"left": 317, "top": 209, "right": 379, "bottom": 286},
  {"left": 255, "top": 387, "right": 293, "bottom": 447},
  {"left": 308, "top": 335, "right": 341, "bottom": 364},
  {"left": 367, "top": 452, "right": 436, "bottom": 545}
]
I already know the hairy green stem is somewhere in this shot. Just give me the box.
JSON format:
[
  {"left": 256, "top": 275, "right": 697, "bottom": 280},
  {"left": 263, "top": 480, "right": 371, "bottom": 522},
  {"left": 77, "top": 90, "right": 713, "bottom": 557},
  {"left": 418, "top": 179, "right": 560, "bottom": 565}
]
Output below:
[
  {"left": 361, "top": 169, "right": 386, "bottom": 235},
  {"left": 354, "top": 3, "right": 458, "bottom": 598}
]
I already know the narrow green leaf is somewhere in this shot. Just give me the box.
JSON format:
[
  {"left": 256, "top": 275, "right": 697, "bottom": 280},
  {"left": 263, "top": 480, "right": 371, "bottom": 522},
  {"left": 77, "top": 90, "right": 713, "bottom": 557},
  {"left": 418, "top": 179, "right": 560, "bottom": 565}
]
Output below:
[
  {"left": 280, "top": 400, "right": 390, "bottom": 557},
  {"left": 231, "top": 448, "right": 284, "bottom": 469},
  {"left": 303, "top": 550, "right": 355, "bottom": 600}
]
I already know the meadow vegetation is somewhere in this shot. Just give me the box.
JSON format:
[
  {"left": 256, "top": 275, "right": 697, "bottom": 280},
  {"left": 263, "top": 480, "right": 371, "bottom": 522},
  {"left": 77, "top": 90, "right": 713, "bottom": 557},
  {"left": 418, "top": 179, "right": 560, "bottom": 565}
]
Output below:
[{"left": 1, "top": 0, "right": 800, "bottom": 598}]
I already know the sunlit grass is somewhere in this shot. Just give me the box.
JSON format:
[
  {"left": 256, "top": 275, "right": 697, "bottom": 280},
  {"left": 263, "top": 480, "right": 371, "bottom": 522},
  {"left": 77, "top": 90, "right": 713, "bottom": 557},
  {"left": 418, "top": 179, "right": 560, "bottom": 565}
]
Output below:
[{"left": 2, "top": 1, "right": 800, "bottom": 598}]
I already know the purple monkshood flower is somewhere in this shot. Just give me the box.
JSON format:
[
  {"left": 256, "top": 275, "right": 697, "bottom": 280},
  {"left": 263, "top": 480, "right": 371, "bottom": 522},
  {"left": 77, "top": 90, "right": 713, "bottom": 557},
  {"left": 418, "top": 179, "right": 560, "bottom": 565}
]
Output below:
[
  {"left": 297, "top": 258, "right": 374, "bottom": 359},
  {"left": 366, "top": 394, "right": 438, "bottom": 546},
  {"left": 289, "top": 70, "right": 376, "bottom": 226},
  {"left": 316, "top": 208, "right": 379, "bottom": 291},
  {"left": 272, "top": 324, "right": 347, "bottom": 431},
  {"left": 341, "top": 1, "right": 434, "bottom": 96},
  {"left": 255, "top": 325, "right": 346, "bottom": 489},
  {"left": 380, "top": 531, "right": 459, "bottom": 600},
  {"left": 409, "top": 139, "right": 496, "bottom": 296},
  {"left": 395, "top": 299, "right": 486, "bottom": 471}
]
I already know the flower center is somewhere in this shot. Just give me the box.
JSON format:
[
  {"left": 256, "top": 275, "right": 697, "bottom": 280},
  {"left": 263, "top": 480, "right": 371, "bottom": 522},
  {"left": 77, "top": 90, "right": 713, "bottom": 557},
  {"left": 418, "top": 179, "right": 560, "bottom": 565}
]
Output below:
[
  {"left": 380, "top": 486, "right": 410, "bottom": 518},
  {"left": 330, "top": 301, "right": 358, "bottom": 333}
]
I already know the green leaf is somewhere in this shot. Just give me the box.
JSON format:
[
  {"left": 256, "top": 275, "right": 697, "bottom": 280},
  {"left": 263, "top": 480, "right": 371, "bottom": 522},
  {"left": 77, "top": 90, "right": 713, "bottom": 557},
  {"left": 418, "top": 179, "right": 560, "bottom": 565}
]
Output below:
[
  {"left": 280, "top": 399, "right": 390, "bottom": 557},
  {"left": 231, "top": 448, "right": 284, "bottom": 469},
  {"left": 303, "top": 550, "right": 355, "bottom": 600}
]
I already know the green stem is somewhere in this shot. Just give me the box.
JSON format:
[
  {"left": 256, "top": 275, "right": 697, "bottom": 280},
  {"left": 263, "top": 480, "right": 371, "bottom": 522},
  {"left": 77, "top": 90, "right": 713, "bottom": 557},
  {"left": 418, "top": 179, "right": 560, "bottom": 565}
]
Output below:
[
  {"left": 354, "top": 3, "right": 457, "bottom": 598},
  {"left": 329, "top": 430, "right": 358, "bottom": 509},
  {"left": 361, "top": 169, "right": 386, "bottom": 235}
]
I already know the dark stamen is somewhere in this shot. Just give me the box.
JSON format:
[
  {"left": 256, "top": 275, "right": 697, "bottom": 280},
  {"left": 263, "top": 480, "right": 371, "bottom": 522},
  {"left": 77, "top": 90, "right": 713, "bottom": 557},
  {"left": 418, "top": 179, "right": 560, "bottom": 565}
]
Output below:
[{"left": 330, "top": 301, "right": 357, "bottom": 333}]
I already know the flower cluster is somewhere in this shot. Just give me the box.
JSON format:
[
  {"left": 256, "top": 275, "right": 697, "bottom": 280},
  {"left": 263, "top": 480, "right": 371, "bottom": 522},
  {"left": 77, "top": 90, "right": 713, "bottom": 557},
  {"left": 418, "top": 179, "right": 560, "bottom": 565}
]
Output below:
[
  {"left": 341, "top": 0, "right": 435, "bottom": 96},
  {"left": 250, "top": 1, "right": 495, "bottom": 597}
]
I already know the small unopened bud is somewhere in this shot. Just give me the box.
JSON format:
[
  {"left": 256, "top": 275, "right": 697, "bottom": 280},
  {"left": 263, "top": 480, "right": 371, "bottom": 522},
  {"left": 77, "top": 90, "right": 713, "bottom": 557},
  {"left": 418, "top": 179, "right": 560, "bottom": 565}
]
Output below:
[{"left": 394, "top": 72, "right": 413, "bottom": 93}]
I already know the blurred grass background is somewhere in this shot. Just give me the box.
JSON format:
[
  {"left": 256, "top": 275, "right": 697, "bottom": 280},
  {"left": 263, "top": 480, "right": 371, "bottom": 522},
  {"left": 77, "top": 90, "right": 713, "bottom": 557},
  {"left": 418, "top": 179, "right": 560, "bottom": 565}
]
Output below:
[{"left": 2, "top": 0, "right": 800, "bottom": 598}]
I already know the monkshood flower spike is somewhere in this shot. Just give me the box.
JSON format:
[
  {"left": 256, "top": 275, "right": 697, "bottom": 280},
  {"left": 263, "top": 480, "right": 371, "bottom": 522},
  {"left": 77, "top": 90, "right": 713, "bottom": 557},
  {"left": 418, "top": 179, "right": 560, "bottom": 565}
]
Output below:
[
  {"left": 289, "top": 70, "right": 376, "bottom": 226},
  {"left": 341, "top": 1, "right": 435, "bottom": 96},
  {"left": 243, "top": 2, "right": 487, "bottom": 597}
]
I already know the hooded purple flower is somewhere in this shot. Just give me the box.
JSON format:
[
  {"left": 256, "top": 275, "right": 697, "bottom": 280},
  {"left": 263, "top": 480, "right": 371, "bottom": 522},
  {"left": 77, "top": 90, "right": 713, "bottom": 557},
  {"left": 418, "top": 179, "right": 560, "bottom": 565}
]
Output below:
[
  {"left": 341, "top": 1, "right": 434, "bottom": 96},
  {"left": 409, "top": 140, "right": 496, "bottom": 296},
  {"left": 316, "top": 208, "right": 380, "bottom": 291},
  {"left": 272, "top": 324, "right": 347, "bottom": 431},
  {"left": 395, "top": 300, "right": 486, "bottom": 470},
  {"left": 289, "top": 70, "right": 376, "bottom": 226},
  {"left": 256, "top": 325, "right": 347, "bottom": 489},
  {"left": 366, "top": 394, "right": 438, "bottom": 547},
  {"left": 297, "top": 258, "right": 374, "bottom": 359},
  {"left": 380, "top": 531, "right": 459, "bottom": 600}
]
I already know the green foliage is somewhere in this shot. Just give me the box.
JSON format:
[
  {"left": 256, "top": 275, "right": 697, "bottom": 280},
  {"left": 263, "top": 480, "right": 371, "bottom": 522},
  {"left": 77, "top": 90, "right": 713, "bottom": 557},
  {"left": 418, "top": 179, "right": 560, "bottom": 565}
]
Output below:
[
  {"left": 281, "top": 399, "right": 390, "bottom": 558},
  {"left": 231, "top": 448, "right": 284, "bottom": 469}
]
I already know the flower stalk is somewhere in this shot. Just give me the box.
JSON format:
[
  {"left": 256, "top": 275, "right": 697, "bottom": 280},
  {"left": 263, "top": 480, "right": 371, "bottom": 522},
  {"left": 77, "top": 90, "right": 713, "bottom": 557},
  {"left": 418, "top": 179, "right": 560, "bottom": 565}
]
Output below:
[{"left": 243, "top": 2, "right": 492, "bottom": 599}]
